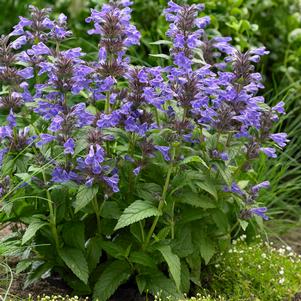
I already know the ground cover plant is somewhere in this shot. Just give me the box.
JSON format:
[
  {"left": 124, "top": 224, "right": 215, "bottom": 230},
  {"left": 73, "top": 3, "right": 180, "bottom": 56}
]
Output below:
[{"left": 0, "top": 0, "right": 288, "bottom": 300}]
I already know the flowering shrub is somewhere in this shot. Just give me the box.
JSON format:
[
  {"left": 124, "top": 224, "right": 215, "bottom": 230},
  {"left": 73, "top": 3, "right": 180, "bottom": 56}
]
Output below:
[{"left": 0, "top": 1, "right": 287, "bottom": 299}]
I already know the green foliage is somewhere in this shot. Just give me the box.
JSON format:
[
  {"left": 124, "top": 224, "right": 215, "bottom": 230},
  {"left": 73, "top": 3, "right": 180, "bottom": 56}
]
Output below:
[{"left": 206, "top": 237, "right": 301, "bottom": 300}]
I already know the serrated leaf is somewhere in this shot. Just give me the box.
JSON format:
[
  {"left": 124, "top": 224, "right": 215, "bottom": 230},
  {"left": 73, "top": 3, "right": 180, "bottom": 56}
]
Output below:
[
  {"left": 22, "top": 220, "right": 48, "bottom": 245},
  {"left": 158, "top": 245, "right": 181, "bottom": 290},
  {"left": 93, "top": 260, "right": 132, "bottom": 301},
  {"left": 129, "top": 251, "right": 156, "bottom": 268},
  {"left": 74, "top": 185, "right": 98, "bottom": 213},
  {"left": 59, "top": 247, "right": 89, "bottom": 284},
  {"left": 136, "top": 182, "right": 162, "bottom": 202},
  {"left": 86, "top": 237, "right": 102, "bottom": 271},
  {"left": 199, "top": 233, "right": 215, "bottom": 265},
  {"left": 197, "top": 180, "right": 218, "bottom": 200},
  {"left": 172, "top": 226, "right": 194, "bottom": 258},
  {"left": 175, "top": 190, "right": 216, "bottom": 208},
  {"left": 62, "top": 222, "right": 85, "bottom": 251},
  {"left": 142, "top": 270, "right": 182, "bottom": 299},
  {"left": 99, "top": 240, "right": 124, "bottom": 259},
  {"left": 114, "top": 200, "right": 161, "bottom": 231}
]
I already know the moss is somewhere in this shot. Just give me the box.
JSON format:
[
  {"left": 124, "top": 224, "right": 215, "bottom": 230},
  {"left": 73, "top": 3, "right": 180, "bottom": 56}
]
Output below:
[{"left": 204, "top": 236, "right": 301, "bottom": 300}]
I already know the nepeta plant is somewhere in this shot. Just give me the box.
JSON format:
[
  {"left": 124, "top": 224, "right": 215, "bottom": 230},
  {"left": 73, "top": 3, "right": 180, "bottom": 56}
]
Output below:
[{"left": 0, "top": 1, "right": 288, "bottom": 299}]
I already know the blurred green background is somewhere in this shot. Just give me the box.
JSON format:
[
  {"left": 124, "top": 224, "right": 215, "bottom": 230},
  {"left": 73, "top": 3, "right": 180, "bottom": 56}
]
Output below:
[{"left": 1, "top": 0, "right": 301, "bottom": 236}]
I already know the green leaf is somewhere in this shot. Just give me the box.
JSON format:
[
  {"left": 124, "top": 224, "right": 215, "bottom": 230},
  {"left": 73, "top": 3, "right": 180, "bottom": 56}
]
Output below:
[
  {"left": 74, "top": 185, "right": 98, "bottom": 213},
  {"left": 212, "top": 209, "right": 229, "bottom": 233},
  {"left": 93, "top": 260, "right": 132, "bottom": 301},
  {"left": 15, "top": 173, "right": 32, "bottom": 183},
  {"left": 62, "top": 222, "right": 85, "bottom": 251},
  {"left": 86, "top": 237, "right": 102, "bottom": 271},
  {"left": 157, "top": 245, "right": 181, "bottom": 290},
  {"left": 140, "top": 270, "right": 182, "bottom": 299},
  {"left": 175, "top": 190, "right": 216, "bottom": 208},
  {"left": 129, "top": 251, "right": 157, "bottom": 268},
  {"left": 59, "top": 247, "right": 89, "bottom": 284},
  {"left": 172, "top": 226, "right": 194, "bottom": 258},
  {"left": 215, "top": 162, "right": 232, "bottom": 186},
  {"left": 22, "top": 220, "right": 48, "bottom": 245},
  {"left": 24, "top": 262, "right": 52, "bottom": 288},
  {"left": 180, "top": 261, "right": 190, "bottom": 293},
  {"left": 239, "top": 220, "right": 249, "bottom": 231},
  {"left": 149, "top": 40, "right": 172, "bottom": 45},
  {"left": 101, "top": 201, "right": 121, "bottom": 219},
  {"left": 136, "top": 183, "right": 162, "bottom": 202},
  {"left": 114, "top": 200, "right": 161, "bottom": 231},
  {"left": 136, "top": 275, "right": 146, "bottom": 294},
  {"left": 99, "top": 240, "right": 124, "bottom": 259},
  {"left": 149, "top": 53, "right": 170, "bottom": 60},
  {"left": 180, "top": 156, "right": 208, "bottom": 168},
  {"left": 16, "top": 260, "right": 32, "bottom": 274},
  {"left": 199, "top": 233, "right": 215, "bottom": 265},
  {"left": 197, "top": 180, "right": 218, "bottom": 200}
]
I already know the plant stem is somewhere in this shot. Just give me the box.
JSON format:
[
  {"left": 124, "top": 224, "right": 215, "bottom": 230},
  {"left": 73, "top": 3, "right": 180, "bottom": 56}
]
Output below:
[
  {"left": 139, "top": 221, "right": 145, "bottom": 242},
  {"left": 32, "top": 147, "right": 59, "bottom": 250},
  {"left": 171, "top": 200, "right": 175, "bottom": 239},
  {"left": 92, "top": 196, "right": 102, "bottom": 234},
  {"left": 105, "top": 91, "right": 111, "bottom": 114},
  {"left": 42, "top": 172, "right": 59, "bottom": 250},
  {"left": 144, "top": 146, "right": 176, "bottom": 247}
]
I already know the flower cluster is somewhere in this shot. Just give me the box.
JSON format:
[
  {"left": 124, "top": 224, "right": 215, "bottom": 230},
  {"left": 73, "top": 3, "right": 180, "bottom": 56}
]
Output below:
[
  {"left": 0, "top": 0, "right": 287, "bottom": 218},
  {"left": 0, "top": 1, "right": 290, "bottom": 299}
]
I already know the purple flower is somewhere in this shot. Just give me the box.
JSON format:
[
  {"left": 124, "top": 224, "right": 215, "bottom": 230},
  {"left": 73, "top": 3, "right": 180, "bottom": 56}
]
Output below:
[
  {"left": 0, "top": 148, "right": 8, "bottom": 167},
  {"left": 269, "top": 133, "right": 289, "bottom": 147},
  {"left": 251, "top": 181, "right": 270, "bottom": 194},
  {"left": 224, "top": 182, "right": 244, "bottom": 196},
  {"left": 250, "top": 207, "right": 269, "bottom": 220},
  {"left": 7, "top": 110, "right": 16, "bottom": 127},
  {"left": 272, "top": 101, "right": 285, "bottom": 114},
  {"left": 84, "top": 144, "right": 105, "bottom": 174},
  {"left": 103, "top": 174, "right": 119, "bottom": 193},
  {"left": 220, "top": 152, "right": 229, "bottom": 161},
  {"left": 10, "top": 36, "right": 27, "bottom": 49},
  {"left": 155, "top": 146, "right": 171, "bottom": 161},
  {"left": 133, "top": 166, "right": 142, "bottom": 176},
  {"left": 64, "top": 138, "right": 75, "bottom": 155},
  {"left": 260, "top": 147, "right": 277, "bottom": 158},
  {"left": 36, "top": 134, "right": 56, "bottom": 147},
  {"left": 18, "top": 67, "right": 34, "bottom": 79},
  {"left": 0, "top": 126, "right": 13, "bottom": 139},
  {"left": 52, "top": 167, "right": 71, "bottom": 183},
  {"left": 27, "top": 42, "right": 51, "bottom": 56},
  {"left": 195, "top": 16, "right": 210, "bottom": 29},
  {"left": 48, "top": 115, "right": 64, "bottom": 132},
  {"left": 174, "top": 52, "right": 192, "bottom": 70}
]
